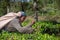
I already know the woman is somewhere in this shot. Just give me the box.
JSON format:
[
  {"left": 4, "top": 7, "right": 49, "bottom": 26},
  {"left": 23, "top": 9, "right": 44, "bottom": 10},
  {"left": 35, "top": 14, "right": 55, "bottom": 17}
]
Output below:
[{"left": 0, "top": 11, "right": 35, "bottom": 33}]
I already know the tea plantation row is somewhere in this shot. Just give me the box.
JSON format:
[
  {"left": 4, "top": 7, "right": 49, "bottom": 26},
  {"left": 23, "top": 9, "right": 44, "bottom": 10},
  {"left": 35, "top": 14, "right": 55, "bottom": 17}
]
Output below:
[{"left": 0, "top": 21, "right": 60, "bottom": 40}]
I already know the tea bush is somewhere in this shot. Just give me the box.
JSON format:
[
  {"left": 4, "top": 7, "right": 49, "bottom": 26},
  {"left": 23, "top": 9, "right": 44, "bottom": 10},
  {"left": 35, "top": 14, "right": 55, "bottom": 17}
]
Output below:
[{"left": 0, "top": 21, "right": 60, "bottom": 40}]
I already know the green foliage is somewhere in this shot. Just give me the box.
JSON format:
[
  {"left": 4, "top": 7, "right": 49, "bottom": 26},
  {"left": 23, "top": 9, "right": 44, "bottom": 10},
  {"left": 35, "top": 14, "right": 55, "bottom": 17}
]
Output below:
[
  {"left": 0, "top": 0, "right": 59, "bottom": 16},
  {"left": 0, "top": 21, "right": 60, "bottom": 40},
  {"left": 0, "top": 30, "right": 60, "bottom": 40},
  {"left": 0, "top": 0, "right": 7, "bottom": 16}
]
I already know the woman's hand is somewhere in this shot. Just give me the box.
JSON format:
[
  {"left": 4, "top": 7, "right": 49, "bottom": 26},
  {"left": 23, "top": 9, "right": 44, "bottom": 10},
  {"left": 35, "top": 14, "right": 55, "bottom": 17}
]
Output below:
[{"left": 31, "top": 20, "right": 36, "bottom": 25}]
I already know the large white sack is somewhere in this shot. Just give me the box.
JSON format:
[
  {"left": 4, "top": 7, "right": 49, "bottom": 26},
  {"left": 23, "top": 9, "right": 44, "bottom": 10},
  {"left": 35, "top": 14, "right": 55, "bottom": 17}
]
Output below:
[{"left": 0, "top": 12, "right": 17, "bottom": 29}]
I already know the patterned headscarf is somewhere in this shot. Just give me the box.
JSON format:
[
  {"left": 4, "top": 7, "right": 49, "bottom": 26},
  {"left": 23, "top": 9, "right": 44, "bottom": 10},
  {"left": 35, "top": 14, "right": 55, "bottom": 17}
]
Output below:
[{"left": 18, "top": 11, "right": 26, "bottom": 17}]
